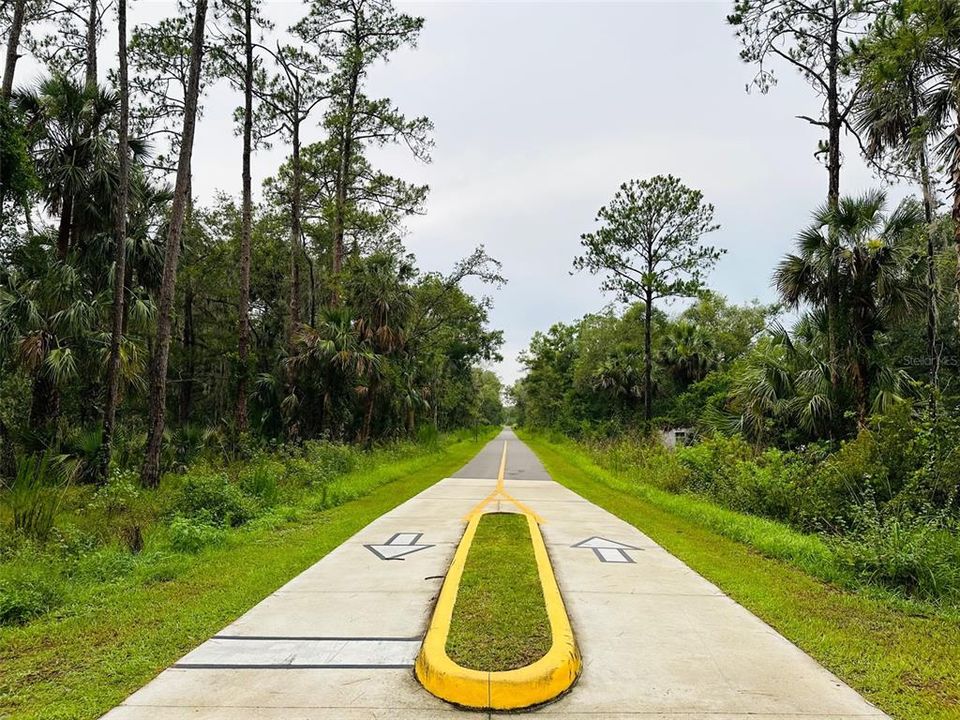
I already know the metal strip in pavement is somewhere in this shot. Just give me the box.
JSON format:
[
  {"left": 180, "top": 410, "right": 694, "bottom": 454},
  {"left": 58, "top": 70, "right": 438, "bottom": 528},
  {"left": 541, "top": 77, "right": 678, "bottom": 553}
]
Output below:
[
  {"left": 175, "top": 637, "right": 421, "bottom": 669},
  {"left": 212, "top": 635, "right": 421, "bottom": 642},
  {"left": 172, "top": 663, "right": 414, "bottom": 670}
]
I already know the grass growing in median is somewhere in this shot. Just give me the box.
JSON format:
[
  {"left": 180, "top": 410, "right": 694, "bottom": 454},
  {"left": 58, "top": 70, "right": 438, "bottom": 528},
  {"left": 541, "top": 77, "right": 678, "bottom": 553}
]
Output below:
[
  {"left": 0, "top": 428, "right": 497, "bottom": 720},
  {"left": 518, "top": 430, "right": 960, "bottom": 720},
  {"left": 446, "top": 513, "right": 551, "bottom": 671}
]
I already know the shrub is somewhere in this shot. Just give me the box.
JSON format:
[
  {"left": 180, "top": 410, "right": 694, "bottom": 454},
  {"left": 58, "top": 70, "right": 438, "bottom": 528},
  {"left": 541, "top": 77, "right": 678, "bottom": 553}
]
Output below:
[
  {"left": 722, "top": 449, "right": 807, "bottom": 523},
  {"left": 0, "top": 567, "right": 64, "bottom": 625},
  {"left": 416, "top": 424, "right": 440, "bottom": 447},
  {"left": 174, "top": 470, "right": 255, "bottom": 527},
  {"left": 112, "top": 429, "right": 147, "bottom": 471},
  {"left": 676, "top": 434, "right": 753, "bottom": 495},
  {"left": 47, "top": 524, "right": 99, "bottom": 558},
  {"left": 238, "top": 463, "right": 280, "bottom": 507},
  {"left": 88, "top": 471, "right": 142, "bottom": 518},
  {"left": 61, "top": 427, "right": 104, "bottom": 484},
  {"left": 70, "top": 547, "right": 137, "bottom": 583},
  {"left": 88, "top": 470, "right": 151, "bottom": 552},
  {"left": 594, "top": 436, "right": 687, "bottom": 492},
  {"left": 168, "top": 516, "right": 224, "bottom": 554},
  {"left": 305, "top": 441, "right": 359, "bottom": 478},
  {"left": 836, "top": 504, "right": 960, "bottom": 601},
  {"left": 803, "top": 430, "right": 888, "bottom": 531},
  {"left": 2, "top": 452, "right": 68, "bottom": 542},
  {"left": 283, "top": 457, "right": 326, "bottom": 487},
  {"left": 170, "top": 424, "right": 207, "bottom": 470}
]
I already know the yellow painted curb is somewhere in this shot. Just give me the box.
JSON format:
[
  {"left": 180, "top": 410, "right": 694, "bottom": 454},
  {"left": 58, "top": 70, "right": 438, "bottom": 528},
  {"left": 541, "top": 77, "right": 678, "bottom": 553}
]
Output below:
[{"left": 415, "top": 511, "right": 581, "bottom": 710}]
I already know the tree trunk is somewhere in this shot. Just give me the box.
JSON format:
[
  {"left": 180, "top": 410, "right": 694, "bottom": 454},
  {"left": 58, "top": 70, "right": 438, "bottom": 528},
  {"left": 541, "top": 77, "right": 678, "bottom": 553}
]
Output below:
[
  {"left": 235, "top": 0, "right": 253, "bottom": 434},
  {"left": 953, "top": 103, "right": 960, "bottom": 340},
  {"left": 361, "top": 383, "right": 376, "bottom": 444},
  {"left": 0, "top": 417, "right": 15, "bottom": 480},
  {"left": 283, "top": 117, "right": 303, "bottom": 441},
  {"left": 307, "top": 253, "right": 316, "bottom": 327},
  {"left": 29, "top": 369, "right": 60, "bottom": 436},
  {"left": 141, "top": 0, "right": 208, "bottom": 489},
  {"left": 825, "top": 13, "right": 841, "bottom": 396},
  {"left": 178, "top": 285, "right": 195, "bottom": 425},
  {"left": 57, "top": 196, "right": 72, "bottom": 259},
  {"left": 288, "top": 119, "right": 302, "bottom": 345},
  {"left": 85, "top": 0, "right": 98, "bottom": 87},
  {"left": 1, "top": 0, "right": 26, "bottom": 99},
  {"left": 917, "top": 99, "right": 939, "bottom": 414},
  {"left": 331, "top": 63, "right": 360, "bottom": 300},
  {"left": 643, "top": 287, "right": 653, "bottom": 427},
  {"left": 97, "top": 0, "right": 130, "bottom": 482}
]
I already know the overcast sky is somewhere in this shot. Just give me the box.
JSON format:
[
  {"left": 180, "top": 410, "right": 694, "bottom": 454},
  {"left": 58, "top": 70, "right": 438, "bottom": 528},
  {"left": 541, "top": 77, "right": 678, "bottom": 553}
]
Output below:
[{"left": 26, "top": 1, "right": 911, "bottom": 385}]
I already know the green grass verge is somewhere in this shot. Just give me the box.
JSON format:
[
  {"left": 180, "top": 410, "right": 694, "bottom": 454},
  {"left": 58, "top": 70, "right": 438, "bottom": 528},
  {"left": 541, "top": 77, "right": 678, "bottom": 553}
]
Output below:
[
  {"left": 0, "top": 429, "right": 497, "bottom": 720},
  {"left": 446, "top": 513, "right": 550, "bottom": 671},
  {"left": 518, "top": 430, "right": 960, "bottom": 720}
]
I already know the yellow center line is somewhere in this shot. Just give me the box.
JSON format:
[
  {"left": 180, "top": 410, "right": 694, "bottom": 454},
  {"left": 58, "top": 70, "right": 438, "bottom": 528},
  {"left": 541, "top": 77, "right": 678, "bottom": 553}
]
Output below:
[
  {"left": 462, "top": 440, "right": 545, "bottom": 523},
  {"left": 496, "top": 440, "right": 507, "bottom": 490}
]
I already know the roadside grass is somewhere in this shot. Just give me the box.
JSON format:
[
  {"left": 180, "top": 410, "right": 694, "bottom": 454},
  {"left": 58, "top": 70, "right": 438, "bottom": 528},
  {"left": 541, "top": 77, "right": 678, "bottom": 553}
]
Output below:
[
  {"left": 0, "top": 428, "right": 497, "bottom": 720},
  {"left": 446, "top": 513, "right": 550, "bottom": 671},
  {"left": 519, "top": 430, "right": 960, "bottom": 720}
]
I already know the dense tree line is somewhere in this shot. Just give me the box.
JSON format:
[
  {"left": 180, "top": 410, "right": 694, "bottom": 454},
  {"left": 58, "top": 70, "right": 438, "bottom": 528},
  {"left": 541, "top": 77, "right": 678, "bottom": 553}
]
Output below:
[
  {"left": 0, "top": 0, "right": 504, "bottom": 487},
  {"left": 515, "top": 0, "right": 960, "bottom": 453},
  {"left": 511, "top": 1, "right": 960, "bottom": 603}
]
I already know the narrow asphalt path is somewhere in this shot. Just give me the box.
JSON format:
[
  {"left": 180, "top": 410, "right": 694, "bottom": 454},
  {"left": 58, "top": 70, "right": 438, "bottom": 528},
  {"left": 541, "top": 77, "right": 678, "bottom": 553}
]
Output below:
[{"left": 103, "top": 429, "right": 887, "bottom": 719}]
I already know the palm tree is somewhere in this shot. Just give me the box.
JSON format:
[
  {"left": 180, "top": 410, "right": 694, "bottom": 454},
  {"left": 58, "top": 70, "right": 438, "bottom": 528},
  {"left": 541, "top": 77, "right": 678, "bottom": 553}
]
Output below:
[
  {"left": 0, "top": 236, "right": 103, "bottom": 436},
  {"left": 775, "top": 191, "right": 924, "bottom": 423},
  {"left": 704, "top": 327, "right": 834, "bottom": 444},
  {"left": 395, "top": 360, "right": 429, "bottom": 435},
  {"left": 592, "top": 352, "right": 643, "bottom": 419},
  {"left": 345, "top": 253, "right": 414, "bottom": 442},
  {"left": 858, "top": 1, "right": 960, "bottom": 330},
  {"left": 854, "top": 7, "right": 941, "bottom": 404},
  {"left": 290, "top": 306, "right": 379, "bottom": 438},
  {"left": 15, "top": 75, "right": 142, "bottom": 260},
  {"left": 658, "top": 320, "right": 717, "bottom": 389}
]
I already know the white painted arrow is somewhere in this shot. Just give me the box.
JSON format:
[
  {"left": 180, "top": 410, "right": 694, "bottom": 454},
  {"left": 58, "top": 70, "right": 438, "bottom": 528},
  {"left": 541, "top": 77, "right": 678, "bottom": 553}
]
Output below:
[
  {"left": 365, "top": 532, "right": 433, "bottom": 561},
  {"left": 572, "top": 536, "right": 640, "bottom": 550},
  {"left": 572, "top": 536, "right": 641, "bottom": 563}
]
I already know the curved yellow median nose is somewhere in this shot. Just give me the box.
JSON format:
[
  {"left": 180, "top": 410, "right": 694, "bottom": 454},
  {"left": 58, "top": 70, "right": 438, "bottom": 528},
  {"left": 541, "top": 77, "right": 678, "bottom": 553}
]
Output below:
[{"left": 415, "top": 510, "right": 581, "bottom": 710}]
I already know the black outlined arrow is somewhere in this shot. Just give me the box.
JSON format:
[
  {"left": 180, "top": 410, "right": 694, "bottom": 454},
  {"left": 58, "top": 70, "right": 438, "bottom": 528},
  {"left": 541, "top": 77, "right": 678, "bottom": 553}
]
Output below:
[{"left": 365, "top": 532, "right": 433, "bottom": 561}]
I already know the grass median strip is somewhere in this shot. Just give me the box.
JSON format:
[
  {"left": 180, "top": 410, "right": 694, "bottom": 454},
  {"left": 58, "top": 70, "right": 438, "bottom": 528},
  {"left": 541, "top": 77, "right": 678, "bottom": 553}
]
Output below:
[{"left": 445, "top": 513, "right": 551, "bottom": 671}]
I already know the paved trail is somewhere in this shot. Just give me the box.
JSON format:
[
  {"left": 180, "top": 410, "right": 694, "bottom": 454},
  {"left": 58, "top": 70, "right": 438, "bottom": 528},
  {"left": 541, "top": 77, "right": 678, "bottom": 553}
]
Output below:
[{"left": 104, "top": 430, "right": 887, "bottom": 719}]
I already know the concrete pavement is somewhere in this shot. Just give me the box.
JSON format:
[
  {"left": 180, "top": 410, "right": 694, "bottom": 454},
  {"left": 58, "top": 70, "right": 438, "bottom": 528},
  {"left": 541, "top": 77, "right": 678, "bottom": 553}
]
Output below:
[{"left": 102, "top": 429, "right": 887, "bottom": 719}]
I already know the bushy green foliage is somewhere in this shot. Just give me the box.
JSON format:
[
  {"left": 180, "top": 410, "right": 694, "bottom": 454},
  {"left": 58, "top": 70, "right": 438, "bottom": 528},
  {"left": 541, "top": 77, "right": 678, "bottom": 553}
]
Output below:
[
  {"left": 88, "top": 471, "right": 143, "bottom": 518},
  {"left": 836, "top": 504, "right": 960, "bottom": 601},
  {"left": 2, "top": 452, "right": 67, "bottom": 542},
  {"left": 0, "top": 430, "right": 487, "bottom": 630},
  {"left": 173, "top": 470, "right": 256, "bottom": 527},
  {"left": 168, "top": 516, "right": 225, "bottom": 554},
  {"left": 0, "top": 566, "right": 64, "bottom": 625},
  {"left": 511, "top": 295, "right": 776, "bottom": 434},
  {"left": 68, "top": 547, "right": 138, "bottom": 583},
  {"left": 586, "top": 435, "right": 687, "bottom": 492},
  {"left": 304, "top": 441, "right": 358, "bottom": 478},
  {"left": 238, "top": 463, "right": 281, "bottom": 507},
  {"left": 581, "top": 412, "right": 960, "bottom": 602}
]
